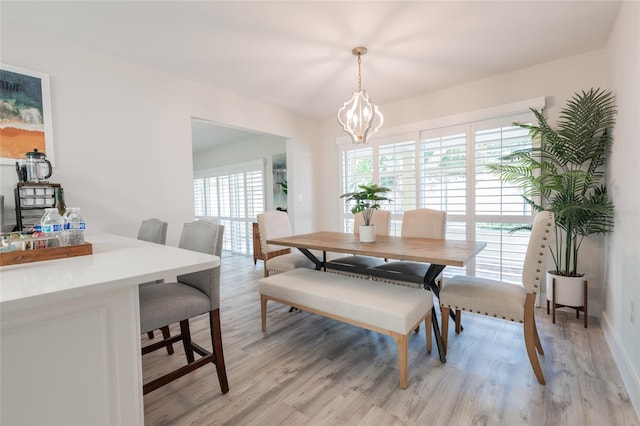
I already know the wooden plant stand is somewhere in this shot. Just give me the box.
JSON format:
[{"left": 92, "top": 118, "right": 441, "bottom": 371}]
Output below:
[{"left": 547, "top": 277, "right": 588, "bottom": 328}]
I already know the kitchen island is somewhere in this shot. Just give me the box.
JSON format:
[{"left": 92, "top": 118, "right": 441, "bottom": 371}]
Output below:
[{"left": 0, "top": 233, "right": 220, "bottom": 426}]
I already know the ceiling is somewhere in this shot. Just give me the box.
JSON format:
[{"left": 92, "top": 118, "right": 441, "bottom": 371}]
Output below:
[{"left": 2, "top": 1, "right": 622, "bottom": 148}]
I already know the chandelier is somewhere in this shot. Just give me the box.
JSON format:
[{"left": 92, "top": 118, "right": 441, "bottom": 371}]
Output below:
[{"left": 337, "top": 47, "right": 383, "bottom": 144}]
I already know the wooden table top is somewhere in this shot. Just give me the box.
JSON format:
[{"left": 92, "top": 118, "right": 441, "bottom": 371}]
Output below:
[{"left": 267, "top": 231, "right": 486, "bottom": 267}]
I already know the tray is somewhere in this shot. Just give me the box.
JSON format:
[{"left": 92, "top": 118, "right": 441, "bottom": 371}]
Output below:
[{"left": 0, "top": 243, "right": 93, "bottom": 266}]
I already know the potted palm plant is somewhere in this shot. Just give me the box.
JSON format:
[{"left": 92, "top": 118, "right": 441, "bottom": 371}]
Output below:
[
  {"left": 489, "top": 88, "right": 616, "bottom": 307},
  {"left": 340, "top": 183, "right": 392, "bottom": 242}
]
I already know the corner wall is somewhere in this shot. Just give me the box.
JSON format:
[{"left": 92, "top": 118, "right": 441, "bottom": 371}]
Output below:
[{"left": 604, "top": 1, "right": 640, "bottom": 417}]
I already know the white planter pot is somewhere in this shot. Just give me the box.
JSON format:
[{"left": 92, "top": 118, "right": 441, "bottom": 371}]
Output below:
[
  {"left": 359, "top": 225, "right": 376, "bottom": 242},
  {"left": 546, "top": 272, "right": 585, "bottom": 307}
]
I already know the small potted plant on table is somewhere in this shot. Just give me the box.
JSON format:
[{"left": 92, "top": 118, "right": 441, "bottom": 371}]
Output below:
[{"left": 340, "top": 183, "right": 392, "bottom": 242}]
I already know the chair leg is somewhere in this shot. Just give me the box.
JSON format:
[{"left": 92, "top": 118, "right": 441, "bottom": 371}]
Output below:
[
  {"left": 533, "top": 316, "right": 544, "bottom": 355},
  {"left": 261, "top": 295, "right": 268, "bottom": 332},
  {"left": 454, "top": 309, "right": 462, "bottom": 334},
  {"left": 147, "top": 331, "right": 155, "bottom": 339},
  {"left": 210, "top": 309, "right": 229, "bottom": 393},
  {"left": 161, "top": 326, "right": 174, "bottom": 355},
  {"left": 425, "top": 311, "right": 432, "bottom": 354},
  {"left": 524, "top": 294, "right": 545, "bottom": 384},
  {"left": 440, "top": 306, "right": 450, "bottom": 354},
  {"left": 180, "top": 319, "right": 195, "bottom": 363}
]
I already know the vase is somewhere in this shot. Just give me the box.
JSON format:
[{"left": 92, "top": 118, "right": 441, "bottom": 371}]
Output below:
[
  {"left": 546, "top": 272, "right": 585, "bottom": 307},
  {"left": 359, "top": 225, "right": 376, "bottom": 242}
]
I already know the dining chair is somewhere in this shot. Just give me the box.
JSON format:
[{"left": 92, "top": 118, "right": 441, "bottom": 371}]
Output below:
[
  {"left": 328, "top": 209, "right": 391, "bottom": 270},
  {"left": 257, "top": 210, "right": 317, "bottom": 277},
  {"left": 439, "top": 211, "right": 554, "bottom": 384},
  {"left": 370, "top": 208, "right": 447, "bottom": 289},
  {"left": 137, "top": 217, "right": 168, "bottom": 245},
  {"left": 137, "top": 218, "right": 171, "bottom": 344},
  {"left": 139, "top": 220, "right": 229, "bottom": 395}
]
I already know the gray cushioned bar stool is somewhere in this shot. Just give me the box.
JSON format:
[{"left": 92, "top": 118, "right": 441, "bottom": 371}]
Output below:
[
  {"left": 137, "top": 218, "right": 170, "bottom": 343},
  {"left": 139, "top": 220, "right": 229, "bottom": 395}
]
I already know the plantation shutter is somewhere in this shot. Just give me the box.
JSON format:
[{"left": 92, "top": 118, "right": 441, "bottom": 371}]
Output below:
[
  {"left": 473, "top": 115, "right": 535, "bottom": 282},
  {"left": 379, "top": 138, "right": 417, "bottom": 235},
  {"left": 420, "top": 125, "right": 469, "bottom": 276},
  {"left": 193, "top": 160, "right": 265, "bottom": 255},
  {"left": 341, "top": 146, "right": 374, "bottom": 232}
]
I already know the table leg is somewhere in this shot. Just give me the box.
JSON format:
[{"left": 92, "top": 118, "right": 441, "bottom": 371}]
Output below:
[
  {"left": 430, "top": 306, "right": 446, "bottom": 363},
  {"left": 297, "top": 248, "right": 324, "bottom": 270}
]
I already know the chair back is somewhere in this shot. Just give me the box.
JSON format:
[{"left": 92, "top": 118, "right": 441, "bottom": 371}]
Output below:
[
  {"left": 401, "top": 209, "right": 446, "bottom": 239},
  {"left": 257, "top": 210, "right": 293, "bottom": 255},
  {"left": 522, "top": 211, "right": 554, "bottom": 295},
  {"left": 176, "top": 221, "right": 224, "bottom": 310},
  {"left": 137, "top": 218, "right": 168, "bottom": 245},
  {"left": 354, "top": 210, "right": 391, "bottom": 236}
]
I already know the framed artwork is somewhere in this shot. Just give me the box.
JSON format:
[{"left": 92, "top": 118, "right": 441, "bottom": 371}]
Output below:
[
  {"left": 0, "top": 63, "right": 54, "bottom": 165},
  {"left": 272, "top": 153, "right": 287, "bottom": 211}
]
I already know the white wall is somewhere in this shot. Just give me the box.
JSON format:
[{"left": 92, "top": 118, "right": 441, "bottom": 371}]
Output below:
[
  {"left": 604, "top": 1, "right": 640, "bottom": 416},
  {"left": 193, "top": 135, "right": 285, "bottom": 171},
  {"left": 0, "top": 21, "right": 318, "bottom": 245}
]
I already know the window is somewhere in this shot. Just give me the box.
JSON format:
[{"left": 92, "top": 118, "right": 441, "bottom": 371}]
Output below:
[
  {"left": 194, "top": 160, "right": 264, "bottom": 255},
  {"left": 340, "top": 108, "right": 538, "bottom": 284}
]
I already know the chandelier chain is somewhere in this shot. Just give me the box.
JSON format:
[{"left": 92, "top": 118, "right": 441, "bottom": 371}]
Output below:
[{"left": 357, "top": 53, "right": 362, "bottom": 92}]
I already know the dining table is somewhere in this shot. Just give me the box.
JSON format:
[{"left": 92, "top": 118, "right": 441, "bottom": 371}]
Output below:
[{"left": 267, "top": 231, "right": 487, "bottom": 363}]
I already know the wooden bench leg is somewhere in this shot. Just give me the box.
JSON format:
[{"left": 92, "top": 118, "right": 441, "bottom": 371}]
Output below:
[
  {"left": 391, "top": 331, "right": 409, "bottom": 389},
  {"left": 261, "top": 294, "right": 268, "bottom": 332}
]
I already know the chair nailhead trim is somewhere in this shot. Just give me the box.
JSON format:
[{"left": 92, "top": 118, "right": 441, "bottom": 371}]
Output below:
[{"left": 439, "top": 305, "right": 522, "bottom": 323}]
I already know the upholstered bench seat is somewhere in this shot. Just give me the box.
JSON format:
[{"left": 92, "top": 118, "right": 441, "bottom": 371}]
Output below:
[{"left": 259, "top": 268, "right": 433, "bottom": 388}]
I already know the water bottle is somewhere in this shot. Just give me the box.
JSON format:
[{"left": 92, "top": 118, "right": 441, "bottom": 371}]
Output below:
[
  {"left": 63, "top": 207, "right": 86, "bottom": 246},
  {"left": 41, "top": 208, "right": 64, "bottom": 248}
]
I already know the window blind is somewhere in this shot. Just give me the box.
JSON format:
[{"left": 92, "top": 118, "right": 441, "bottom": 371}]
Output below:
[{"left": 193, "top": 160, "right": 264, "bottom": 255}]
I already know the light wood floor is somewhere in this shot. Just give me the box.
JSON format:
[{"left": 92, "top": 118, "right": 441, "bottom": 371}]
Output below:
[{"left": 143, "top": 253, "right": 639, "bottom": 426}]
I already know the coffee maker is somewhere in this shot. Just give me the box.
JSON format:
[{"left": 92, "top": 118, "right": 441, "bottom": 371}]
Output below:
[{"left": 16, "top": 148, "right": 52, "bottom": 183}]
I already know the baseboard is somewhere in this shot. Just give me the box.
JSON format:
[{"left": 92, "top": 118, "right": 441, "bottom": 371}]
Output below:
[{"left": 601, "top": 310, "right": 640, "bottom": 420}]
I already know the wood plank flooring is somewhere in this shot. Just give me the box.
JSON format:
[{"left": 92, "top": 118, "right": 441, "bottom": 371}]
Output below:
[{"left": 142, "top": 253, "right": 639, "bottom": 425}]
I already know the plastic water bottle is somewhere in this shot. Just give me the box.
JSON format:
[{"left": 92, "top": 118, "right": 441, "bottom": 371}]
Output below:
[
  {"left": 41, "top": 208, "right": 64, "bottom": 247},
  {"left": 63, "top": 207, "right": 86, "bottom": 246}
]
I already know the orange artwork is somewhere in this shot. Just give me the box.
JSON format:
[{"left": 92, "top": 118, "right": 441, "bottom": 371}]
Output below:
[{"left": 0, "top": 64, "right": 53, "bottom": 163}]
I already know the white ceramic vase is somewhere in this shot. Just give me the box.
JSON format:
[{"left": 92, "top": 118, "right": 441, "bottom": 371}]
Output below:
[
  {"left": 546, "top": 272, "right": 586, "bottom": 307},
  {"left": 359, "top": 224, "right": 376, "bottom": 242}
]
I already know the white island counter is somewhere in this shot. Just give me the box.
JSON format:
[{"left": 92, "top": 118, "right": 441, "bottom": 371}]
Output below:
[{"left": 0, "top": 233, "right": 220, "bottom": 426}]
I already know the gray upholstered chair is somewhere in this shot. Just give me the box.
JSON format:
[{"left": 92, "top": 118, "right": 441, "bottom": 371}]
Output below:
[
  {"left": 257, "top": 210, "right": 316, "bottom": 277},
  {"left": 139, "top": 221, "right": 229, "bottom": 395},
  {"left": 137, "top": 217, "right": 168, "bottom": 245},
  {"left": 439, "top": 211, "right": 554, "bottom": 384},
  {"left": 328, "top": 209, "right": 391, "bottom": 269},
  {"left": 137, "top": 218, "right": 170, "bottom": 342},
  {"left": 370, "top": 208, "right": 447, "bottom": 289}
]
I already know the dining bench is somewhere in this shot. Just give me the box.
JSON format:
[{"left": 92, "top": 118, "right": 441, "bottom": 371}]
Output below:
[{"left": 259, "top": 268, "right": 433, "bottom": 389}]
